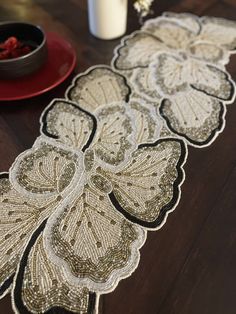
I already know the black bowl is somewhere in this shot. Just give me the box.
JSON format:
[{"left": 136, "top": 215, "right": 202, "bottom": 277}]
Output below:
[{"left": 0, "top": 22, "right": 47, "bottom": 79}]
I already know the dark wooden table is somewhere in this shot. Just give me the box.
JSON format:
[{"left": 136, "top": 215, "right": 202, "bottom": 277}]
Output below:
[{"left": 1, "top": 1, "right": 236, "bottom": 313}]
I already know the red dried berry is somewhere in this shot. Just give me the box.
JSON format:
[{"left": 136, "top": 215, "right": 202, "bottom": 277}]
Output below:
[
  {"left": 0, "top": 37, "right": 32, "bottom": 60},
  {"left": 3, "top": 36, "right": 19, "bottom": 51}
]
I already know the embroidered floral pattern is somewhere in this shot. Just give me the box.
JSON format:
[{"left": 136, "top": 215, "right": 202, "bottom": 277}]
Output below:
[
  {"left": 0, "top": 71, "right": 186, "bottom": 312},
  {"left": 41, "top": 98, "right": 186, "bottom": 230},
  {"left": 66, "top": 65, "right": 131, "bottom": 113},
  {"left": 112, "top": 12, "right": 236, "bottom": 147},
  {"left": 16, "top": 232, "right": 96, "bottom": 314}
]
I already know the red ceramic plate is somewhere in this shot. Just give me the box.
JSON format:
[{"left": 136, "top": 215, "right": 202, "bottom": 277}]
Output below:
[{"left": 0, "top": 32, "right": 76, "bottom": 101}]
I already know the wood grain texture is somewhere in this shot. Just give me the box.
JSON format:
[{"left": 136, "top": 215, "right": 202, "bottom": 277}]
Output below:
[{"left": 0, "top": 0, "right": 236, "bottom": 313}]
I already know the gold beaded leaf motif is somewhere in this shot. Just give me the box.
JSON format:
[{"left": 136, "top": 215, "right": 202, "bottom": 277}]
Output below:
[{"left": 0, "top": 66, "right": 187, "bottom": 314}]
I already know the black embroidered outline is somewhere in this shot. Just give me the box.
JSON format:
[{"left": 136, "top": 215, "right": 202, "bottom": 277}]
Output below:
[
  {"left": 0, "top": 274, "right": 14, "bottom": 298},
  {"left": 190, "top": 64, "right": 236, "bottom": 102},
  {"left": 0, "top": 172, "right": 14, "bottom": 298},
  {"left": 13, "top": 219, "right": 97, "bottom": 314},
  {"left": 66, "top": 64, "right": 132, "bottom": 103},
  {"left": 40, "top": 98, "right": 97, "bottom": 152},
  {"left": 112, "top": 31, "right": 163, "bottom": 71},
  {"left": 109, "top": 138, "right": 186, "bottom": 229},
  {"left": 0, "top": 172, "right": 9, "bottom": 179},
  {"left": 160, "top": 98, "right": 226, "bottom": 147}
]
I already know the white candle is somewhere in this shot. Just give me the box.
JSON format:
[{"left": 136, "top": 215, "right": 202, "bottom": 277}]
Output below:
[{"left": 88, "top": 0, "right": 128, "bottom": 40}]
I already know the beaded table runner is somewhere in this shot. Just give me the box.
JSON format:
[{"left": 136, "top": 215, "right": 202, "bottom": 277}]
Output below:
[{"left": 0, "top": 12, "right": 236, "bottom": 314}]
